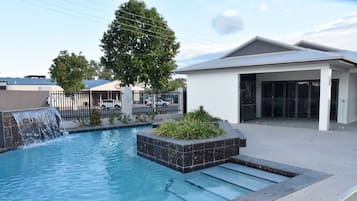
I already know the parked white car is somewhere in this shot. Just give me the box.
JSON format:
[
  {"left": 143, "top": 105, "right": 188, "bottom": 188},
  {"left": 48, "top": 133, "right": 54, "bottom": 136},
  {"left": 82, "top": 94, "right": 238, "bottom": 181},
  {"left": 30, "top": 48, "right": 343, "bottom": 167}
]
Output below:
[
  {"left": 146, "top": 98, "right": 169, "bottom": 107},
  {"left": 99, "top": 99, "right": 121, "bottom": 110}
]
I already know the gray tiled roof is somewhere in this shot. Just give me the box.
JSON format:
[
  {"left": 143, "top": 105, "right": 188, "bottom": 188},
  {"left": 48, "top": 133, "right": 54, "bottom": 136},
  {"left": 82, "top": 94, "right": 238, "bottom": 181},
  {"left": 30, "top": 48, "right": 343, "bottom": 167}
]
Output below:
[{"left": 176, "top": 37, "right": 357, "bottom": 73}]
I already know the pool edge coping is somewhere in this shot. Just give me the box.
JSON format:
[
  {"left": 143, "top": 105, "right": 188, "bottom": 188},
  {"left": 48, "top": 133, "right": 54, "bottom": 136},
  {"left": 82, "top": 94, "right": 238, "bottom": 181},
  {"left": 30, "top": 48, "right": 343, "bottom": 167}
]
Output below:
[
  {"left": 66, "top": 121, "right": 153, "bottom": 134},
  {"left": 230, "top": 155, "right": 332, "bottom": 201}
]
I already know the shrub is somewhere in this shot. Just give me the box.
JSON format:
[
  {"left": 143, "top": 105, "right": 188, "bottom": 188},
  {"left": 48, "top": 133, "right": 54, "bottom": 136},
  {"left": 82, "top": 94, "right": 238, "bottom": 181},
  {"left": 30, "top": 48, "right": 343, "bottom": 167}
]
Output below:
[
  {"left": 118, "top": 114, "right": 131, "bottom": 124},
  {"left": 135, "top": 114, "right": 148, "bottom": 122},
  {"left": 148, "top": 111, "right": 156, "bottom": 121},
  {"left": 76, "top": 117, "right": 88, "bottom": 127},
  {"left": 109, "top": 113, "right": 116, "bottom": 125},
  {"left": 90, "top": 109, "right": 102, "bottom": 126},
  {"left": 184, "top": 105, "right": 220, "bottom": 122},
  {"left": 154, "top": 106, "right": 224, "bottom": 139}
]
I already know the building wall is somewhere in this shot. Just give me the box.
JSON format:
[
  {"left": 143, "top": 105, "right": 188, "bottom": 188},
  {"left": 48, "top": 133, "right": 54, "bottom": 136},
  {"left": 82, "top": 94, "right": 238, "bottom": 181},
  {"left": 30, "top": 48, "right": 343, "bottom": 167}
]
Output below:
[
  {"left": 187, "top": 71, "right": 239, "bottom": 123},
  {"left": 0, "top": 91, "right": 49, "bottom": 111}
]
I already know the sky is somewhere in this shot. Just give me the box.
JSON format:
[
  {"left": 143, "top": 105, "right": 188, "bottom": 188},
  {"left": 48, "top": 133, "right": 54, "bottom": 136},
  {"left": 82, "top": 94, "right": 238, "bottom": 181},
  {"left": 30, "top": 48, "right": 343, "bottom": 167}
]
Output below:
[{"left": 1, "top": 0, "right": 357, "bottom": 77}]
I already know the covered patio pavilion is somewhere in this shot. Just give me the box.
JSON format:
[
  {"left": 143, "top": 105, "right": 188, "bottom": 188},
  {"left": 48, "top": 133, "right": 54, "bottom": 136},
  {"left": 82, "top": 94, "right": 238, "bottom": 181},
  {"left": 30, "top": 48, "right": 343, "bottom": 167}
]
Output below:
[{"left": 176, "top": 36, "right": 357, "bottom": 131}]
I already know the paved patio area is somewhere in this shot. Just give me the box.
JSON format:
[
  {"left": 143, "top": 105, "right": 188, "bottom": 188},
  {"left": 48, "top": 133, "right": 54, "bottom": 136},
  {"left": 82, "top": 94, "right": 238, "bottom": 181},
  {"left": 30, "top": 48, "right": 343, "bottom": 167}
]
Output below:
[
  {"left": 244, "top": 118, "right": 357, "bottom": 132},
  {"left": 233, "top": 123, "right": 357, "bottom": 201}
]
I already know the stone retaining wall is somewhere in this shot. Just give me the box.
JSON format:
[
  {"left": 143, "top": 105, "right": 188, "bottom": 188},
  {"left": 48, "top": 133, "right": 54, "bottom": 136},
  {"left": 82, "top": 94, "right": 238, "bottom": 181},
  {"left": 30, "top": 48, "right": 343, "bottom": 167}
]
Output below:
[{"left": 137, "top": 121, "right": 242, "bottom": 173}]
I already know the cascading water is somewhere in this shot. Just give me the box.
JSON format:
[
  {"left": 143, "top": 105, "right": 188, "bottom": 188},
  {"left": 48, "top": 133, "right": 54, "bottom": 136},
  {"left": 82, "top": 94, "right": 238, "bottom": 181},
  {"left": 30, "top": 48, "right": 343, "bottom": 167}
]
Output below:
[{"left": 12, "top": 108, "right": 62, "bottom": 145}]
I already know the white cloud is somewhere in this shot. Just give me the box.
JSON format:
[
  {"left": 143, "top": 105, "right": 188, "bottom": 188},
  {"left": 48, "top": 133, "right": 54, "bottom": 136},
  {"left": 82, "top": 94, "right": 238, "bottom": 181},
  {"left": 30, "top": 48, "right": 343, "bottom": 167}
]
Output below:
[
  {"left": 211, "top": 9, "right": 243, "bottom": 34},
  {"left": 276, "top": 13, "right": 357, "bottom": 51},
  {"left": 259, "top": 2, "right": 268, "bottom": 11}
]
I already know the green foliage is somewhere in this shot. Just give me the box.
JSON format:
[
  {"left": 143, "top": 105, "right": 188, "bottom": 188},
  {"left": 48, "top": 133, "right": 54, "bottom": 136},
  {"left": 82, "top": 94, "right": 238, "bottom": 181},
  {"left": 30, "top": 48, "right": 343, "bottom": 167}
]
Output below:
[
  {"left": 154, "top": 106, "right": 224, "bottom": 139},
  {"left": 90, "top": 109, "right": 102, "bottom": 126},
  {"left": 184, "top": 106, "right": 220, "bottom": 122},
  {"left": 116, "top": 113, "right": 123, "bottom": 122},
  {"left": 109, "top": 113, "right": 116, "bottom": 125},
  {"left": 89, "top": 60, "right": 114, "bottom": 80},
  {"left": 76, "top": 117, "right": 89, "bottom": 127},
  {"left": 116, "top": 113, "right": 131, "bottom": 124},
  {"left": 49, "top": 50, "right": 89, "bottom": 95},
  {"left": 122, "top": 114, "right": 132, "bottom": 124},
  {"left": 135, "top": 113, "right": 148, "bottom": 122},
  {"left": 160, "top": 78, "right": 186, "bottom": 92},
  {"left": 154, "top": 120, "right": 224, "bottom": 140},
  {"left": 100, "top": 0, "right": 180, "bottom": 88},
  {"left": 148, "top": 111, "right": 156, "bottom": 120}
]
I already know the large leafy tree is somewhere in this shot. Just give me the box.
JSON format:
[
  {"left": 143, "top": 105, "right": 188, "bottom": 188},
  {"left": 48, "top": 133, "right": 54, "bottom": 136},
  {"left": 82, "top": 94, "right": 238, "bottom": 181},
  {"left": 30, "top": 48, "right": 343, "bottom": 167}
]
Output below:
[
  {"left": 49, "top": 50, "right": 89, "bottom": 95},
  {"left": 88, "top": 60, "right": 114, "bottom": 80},
  {"left": 100, "top": 0, "right": 180, "bottom": 90},
  {"left": 160, "top": 78, "right": 186, "bottom": 93}
]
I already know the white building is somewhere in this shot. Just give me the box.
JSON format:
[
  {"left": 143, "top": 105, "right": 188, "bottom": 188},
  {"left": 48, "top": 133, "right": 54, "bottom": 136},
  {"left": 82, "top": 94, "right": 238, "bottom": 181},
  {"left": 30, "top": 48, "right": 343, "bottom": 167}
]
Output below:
[{"left": 176, "top": 37, "right": 357, "bottom": 131}]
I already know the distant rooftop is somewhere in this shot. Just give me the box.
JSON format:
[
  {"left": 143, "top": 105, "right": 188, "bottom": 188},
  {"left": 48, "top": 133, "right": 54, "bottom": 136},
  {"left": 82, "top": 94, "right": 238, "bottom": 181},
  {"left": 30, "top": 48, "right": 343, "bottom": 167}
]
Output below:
[{"left": 0, "top": 77, "right": 111, "bottom": 88}]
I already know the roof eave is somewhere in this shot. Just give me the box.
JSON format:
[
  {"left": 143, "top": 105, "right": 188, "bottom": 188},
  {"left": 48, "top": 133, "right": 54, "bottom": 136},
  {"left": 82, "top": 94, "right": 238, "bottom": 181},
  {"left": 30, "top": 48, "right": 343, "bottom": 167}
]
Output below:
[{"left": 175, "top": 58, "right": 352, "bottom": 74}]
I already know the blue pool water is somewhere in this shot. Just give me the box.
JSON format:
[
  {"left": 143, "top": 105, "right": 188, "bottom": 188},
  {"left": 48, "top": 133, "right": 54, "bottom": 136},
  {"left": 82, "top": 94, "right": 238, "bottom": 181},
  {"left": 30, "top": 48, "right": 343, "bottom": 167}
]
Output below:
[{"left": 0, "top": 127, "right": 288, "bottom": 201}]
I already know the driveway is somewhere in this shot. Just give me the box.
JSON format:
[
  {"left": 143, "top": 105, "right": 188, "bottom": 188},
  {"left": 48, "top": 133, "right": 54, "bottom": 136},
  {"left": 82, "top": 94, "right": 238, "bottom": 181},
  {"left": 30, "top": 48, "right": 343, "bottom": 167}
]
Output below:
[{"left": 233, "top": 123, "right": 357, "bottom": 201}]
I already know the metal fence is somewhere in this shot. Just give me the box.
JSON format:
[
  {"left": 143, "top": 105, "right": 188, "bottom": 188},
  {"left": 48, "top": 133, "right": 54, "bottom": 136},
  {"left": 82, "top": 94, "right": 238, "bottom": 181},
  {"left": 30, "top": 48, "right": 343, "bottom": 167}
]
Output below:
[
  {"left": 49, "top": 90, "right": 183, "bottom": 120},
  {"left": 132, "top": 91, "right": 181, "bottom": 114},
  {"left": 49, "top": 91, "right": 122, "bottom": 120}
]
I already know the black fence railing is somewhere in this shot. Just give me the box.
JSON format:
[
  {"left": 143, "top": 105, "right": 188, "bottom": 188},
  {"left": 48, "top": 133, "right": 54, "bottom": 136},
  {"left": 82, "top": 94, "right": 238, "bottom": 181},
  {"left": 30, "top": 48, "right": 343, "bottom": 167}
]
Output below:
[
  {"left": 49, "top": 90, "right": 182, "bottom": 120},
  {"left": 49, "top": 91, "right": 122, "bottom": 120},
  {"left": 132, "top": 91, "right": 181, "bottom": 114}
]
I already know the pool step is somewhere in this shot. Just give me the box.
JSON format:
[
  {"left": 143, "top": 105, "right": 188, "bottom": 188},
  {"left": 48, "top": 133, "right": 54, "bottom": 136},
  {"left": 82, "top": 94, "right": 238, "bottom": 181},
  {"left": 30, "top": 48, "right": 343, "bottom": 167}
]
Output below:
[
  {"left": 202, "top": 166, "right": 274, "bottom": 191},
  {"left": 167, "top": 181, "right": 228, "bottom": 201},
  {"left": 219, "top": 163, "right": 289, "bottom": 183},
  {"left": 185, "top": 175, "right": 251, "bottom": 200}
]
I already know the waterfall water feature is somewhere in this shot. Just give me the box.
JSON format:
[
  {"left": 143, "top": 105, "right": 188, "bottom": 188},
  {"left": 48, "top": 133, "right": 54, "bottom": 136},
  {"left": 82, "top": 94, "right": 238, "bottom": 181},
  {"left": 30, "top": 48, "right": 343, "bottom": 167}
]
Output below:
[{"left": 12, "top": 108, "right": 62, "bottom": 145}]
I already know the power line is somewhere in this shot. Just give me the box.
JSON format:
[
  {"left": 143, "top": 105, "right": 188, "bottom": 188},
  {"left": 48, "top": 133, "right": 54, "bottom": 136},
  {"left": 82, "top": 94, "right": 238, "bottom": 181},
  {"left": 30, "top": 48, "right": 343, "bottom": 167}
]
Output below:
[
  {"left": 63, "top": 0, "right": 222, "bottom": 46},
  {"left": 19, "top": 0, "right": 175, "bottom": 41}
]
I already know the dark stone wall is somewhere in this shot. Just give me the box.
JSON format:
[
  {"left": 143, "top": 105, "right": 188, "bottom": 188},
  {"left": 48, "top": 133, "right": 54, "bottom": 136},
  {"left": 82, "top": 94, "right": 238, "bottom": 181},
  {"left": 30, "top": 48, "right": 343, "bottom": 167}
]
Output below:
[
  {"left": 0, "top": 112, "right": 23, "bottom": 153},
  {"left": 137, "top": 132, "right": 240, "bottom": 173}
]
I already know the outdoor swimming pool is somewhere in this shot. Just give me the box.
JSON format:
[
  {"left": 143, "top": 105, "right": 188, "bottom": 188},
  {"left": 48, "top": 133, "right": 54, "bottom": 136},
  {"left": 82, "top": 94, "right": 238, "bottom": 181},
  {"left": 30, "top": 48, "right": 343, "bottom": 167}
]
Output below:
[{"left": 0, "top": 126, "right": 289, "bottom": 201}]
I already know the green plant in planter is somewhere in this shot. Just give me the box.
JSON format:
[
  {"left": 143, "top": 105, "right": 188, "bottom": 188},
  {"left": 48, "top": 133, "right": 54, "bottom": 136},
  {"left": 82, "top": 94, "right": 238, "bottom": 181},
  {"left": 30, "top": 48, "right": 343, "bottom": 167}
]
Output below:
[
  {"left": 154, "top": 106, "right": 224, "bottom": 139},
  {"left": 76, "top": 117, "right": 89, "bottom": 127},
  {"left": 90, "top": 109, "right": 102, "bottom": 126},
  {"left": 184, "top": 105, "right": 220, "bottom": 122},
  {"left": 109, "top": 113, "right": 116, "bottom": 125},
  {"left": 135, "top": 113, "right": 148, "bottom": 122},
  {"left": 121, "top": 114, "right": 131, "bottom": 124},
  {"left": 116, "top": 113, "right": 123, "bottom": 122}
]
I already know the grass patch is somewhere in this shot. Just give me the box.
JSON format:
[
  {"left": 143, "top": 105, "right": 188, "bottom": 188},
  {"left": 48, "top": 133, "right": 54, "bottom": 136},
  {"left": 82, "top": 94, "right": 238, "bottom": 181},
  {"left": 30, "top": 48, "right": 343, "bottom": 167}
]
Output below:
[{"left": 154, "top": 106, "right": 224, "bottom": 139}]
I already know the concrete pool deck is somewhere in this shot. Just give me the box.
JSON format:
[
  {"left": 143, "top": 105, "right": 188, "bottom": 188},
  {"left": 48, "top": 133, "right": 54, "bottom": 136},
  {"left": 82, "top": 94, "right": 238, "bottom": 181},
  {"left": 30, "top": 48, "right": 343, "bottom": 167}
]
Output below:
[{"left": 233, "top": 123, "right": 357, "bottom": 201}]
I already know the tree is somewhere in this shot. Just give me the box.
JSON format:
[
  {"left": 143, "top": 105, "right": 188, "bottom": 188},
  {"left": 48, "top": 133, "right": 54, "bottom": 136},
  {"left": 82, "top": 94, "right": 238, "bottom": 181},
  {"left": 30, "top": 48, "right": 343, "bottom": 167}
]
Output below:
[
  {"left": 88, "top": 60, "right": 114, "bottom": 80},
  {"left": 100, "top": 0, "right": 180, "bottom": 89},
  {"left": 49, "top": 50, "right": 89, "bottom": 95},
  {"left": 160, "top": 78, "right": 186, "bottom": 93}
]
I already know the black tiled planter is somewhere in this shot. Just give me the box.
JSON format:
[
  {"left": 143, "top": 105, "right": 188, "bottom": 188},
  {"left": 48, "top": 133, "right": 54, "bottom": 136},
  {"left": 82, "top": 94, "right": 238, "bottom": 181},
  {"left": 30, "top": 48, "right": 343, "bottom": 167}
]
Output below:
[{"left": 137, "top": 121, "right": 243, "bottom": 173}]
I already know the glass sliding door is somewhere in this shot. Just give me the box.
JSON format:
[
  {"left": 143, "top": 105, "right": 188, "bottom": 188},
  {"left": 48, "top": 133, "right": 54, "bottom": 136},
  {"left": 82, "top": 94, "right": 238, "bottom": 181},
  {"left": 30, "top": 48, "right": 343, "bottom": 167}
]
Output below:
[
  {"left": 297, "top": 81, "right": 309, "bottom": 118},
  {"left": 286, "top": 81, "right": 297, "bottom": 118},
  {"left": 273, "top": 82, "right": 285, "bottom": 117},
  {"left": 262, "top": 82, "right": 273, "bottom": 117},
  {"left": 240, "top": 74, "right": 256, "bottom": 121},
  {"left": 310, "top": 81, "right": 320, "bottom": 118},
  {"left": 261, "top": 79, "right": 338, "bottom": 121}
]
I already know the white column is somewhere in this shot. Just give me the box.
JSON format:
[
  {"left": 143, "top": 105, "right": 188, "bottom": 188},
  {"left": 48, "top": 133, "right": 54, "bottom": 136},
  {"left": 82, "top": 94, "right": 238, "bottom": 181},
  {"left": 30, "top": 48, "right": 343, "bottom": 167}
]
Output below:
[
  {"left": 121, "top": 86, "right": 132, "bottom": 117},
  {"left": 319, "top": 66, "right": 332, "bottom": 131},
  {"left": 337, "top": 72, "right": 349, "bottom": 124},
  {"left": 237, "top": 73, "right": 241, "bottom": 123},
  {"left": 178, "top": 87, "right": 184, "bottom": 114}
]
